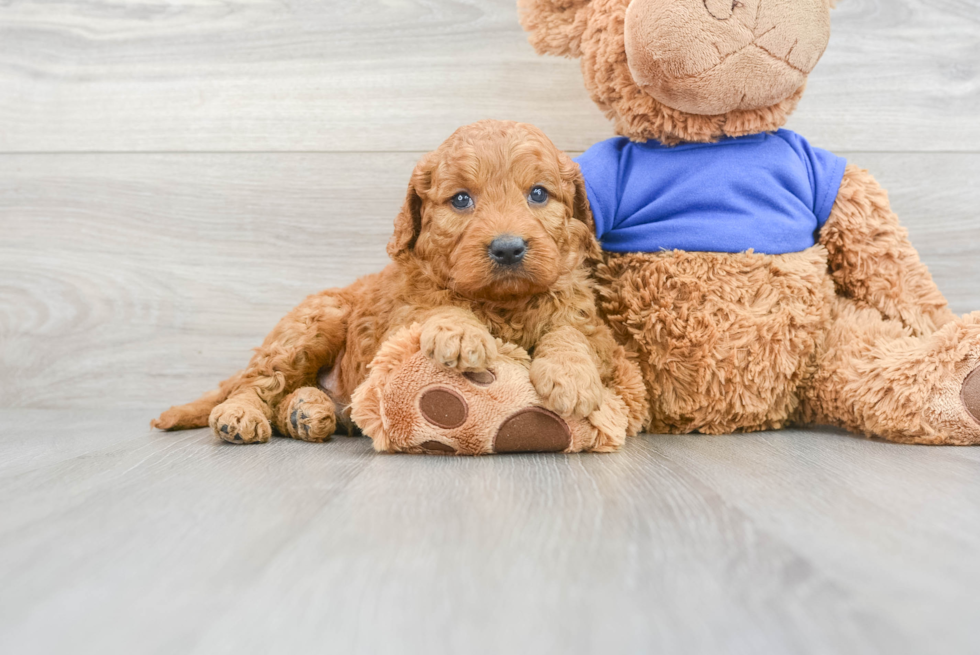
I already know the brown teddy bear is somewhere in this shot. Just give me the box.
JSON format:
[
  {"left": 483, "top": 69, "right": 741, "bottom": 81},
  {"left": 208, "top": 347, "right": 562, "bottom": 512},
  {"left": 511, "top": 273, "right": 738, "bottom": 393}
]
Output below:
[
  {"left": 518, "top": 0, "right": 980, "bottom": 445},
  {"left": 351, "top": 323, "right": 642, "bottom": 455}
]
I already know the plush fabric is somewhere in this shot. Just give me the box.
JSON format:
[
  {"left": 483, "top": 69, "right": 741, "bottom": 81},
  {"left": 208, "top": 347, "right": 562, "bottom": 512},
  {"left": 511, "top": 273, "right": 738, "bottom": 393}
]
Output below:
[
  {"left": 520, "top": 0, "right": 980, "bottom": 445},
  {"left": 520, "top": 0, "right": 811, "bottom": 145},
  {"left": 576, "top": 130, "right": 846, "bottom": 254},
  {"left": 351, "top": 324, "right": 636, "bottom": 454},
  {"left": 624, "top": 0, "right": 831, "bottom": 115}
]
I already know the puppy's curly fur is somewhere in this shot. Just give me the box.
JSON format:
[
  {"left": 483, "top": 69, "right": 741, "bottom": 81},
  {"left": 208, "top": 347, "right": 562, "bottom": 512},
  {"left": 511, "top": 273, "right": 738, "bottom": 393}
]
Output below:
[{"left": 153, "top": 120, "right": 648, "bottom": 445}]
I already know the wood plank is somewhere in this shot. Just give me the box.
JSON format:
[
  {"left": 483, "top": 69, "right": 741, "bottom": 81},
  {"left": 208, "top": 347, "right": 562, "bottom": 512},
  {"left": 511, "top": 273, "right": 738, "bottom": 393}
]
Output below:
[
  {"left": 0, "top": 152, "right": 413, "bottom": 409},
  {"left": 642, "top": 428, "right": 980, "bottom": 654},
  {"left": 0, "top": 411, "right": 977, "bottom": 654},
  {"left": 0, "top": 0, "right": 978, "bottom": 153},
  {"left": 0, "top": 409, "right": 147, "bottom": 477},
  {"left": 0, "top": 410, "right": 377, "bottom": 655},
  {"left": 3, "top": 151, "right": 980, "bottom": 409},
  {"left": 848, "top": 151, "right": 980, "bottom": 316}
]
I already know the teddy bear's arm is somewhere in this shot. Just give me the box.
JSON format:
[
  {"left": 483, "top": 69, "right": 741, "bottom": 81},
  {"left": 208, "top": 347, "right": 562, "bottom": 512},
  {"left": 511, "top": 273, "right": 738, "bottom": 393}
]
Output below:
[{"left": 819, "top": 164, "right": 955, "bottom": 336}]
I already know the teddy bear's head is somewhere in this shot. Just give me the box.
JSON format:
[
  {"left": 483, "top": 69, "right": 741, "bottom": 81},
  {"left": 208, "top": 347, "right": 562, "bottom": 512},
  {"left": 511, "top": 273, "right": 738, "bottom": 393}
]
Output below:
[{"left": 519, "top": 0, "right": 835, "bottom": 144}]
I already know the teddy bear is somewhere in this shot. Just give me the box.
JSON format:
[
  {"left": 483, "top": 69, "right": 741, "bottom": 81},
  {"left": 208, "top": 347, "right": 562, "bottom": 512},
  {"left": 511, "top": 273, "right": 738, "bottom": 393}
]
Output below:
[
  {"left": 350, "top": 323, "right": 643, "bottom": 455},
  {"left": 517, "top": 0, "right": 980, "bottom": 445}
]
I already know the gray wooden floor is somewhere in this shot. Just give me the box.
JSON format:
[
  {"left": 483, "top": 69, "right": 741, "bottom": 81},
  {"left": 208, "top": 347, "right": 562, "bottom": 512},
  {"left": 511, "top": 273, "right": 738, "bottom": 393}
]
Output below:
[
  {"left": 2, "top": 411, "right": 980, "bottom": 655},
  {"left": 2, "top": 0, "right": 980, "bottom": 653}
]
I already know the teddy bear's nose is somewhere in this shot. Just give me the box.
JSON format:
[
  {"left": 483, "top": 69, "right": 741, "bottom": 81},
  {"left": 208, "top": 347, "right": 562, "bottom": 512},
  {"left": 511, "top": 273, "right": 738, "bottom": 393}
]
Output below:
[
  {"left": 488, "top": 235, "right": 527, "bottom": 266},
  {"left": 704, "top": 0, "right": 737, "bottom": 20}
]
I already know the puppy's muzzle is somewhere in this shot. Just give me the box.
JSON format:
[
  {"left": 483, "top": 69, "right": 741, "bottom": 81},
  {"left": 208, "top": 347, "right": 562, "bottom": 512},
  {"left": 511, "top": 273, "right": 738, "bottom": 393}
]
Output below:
[{"left": 488, "top": 234, "right": 527, "bottom": 267}]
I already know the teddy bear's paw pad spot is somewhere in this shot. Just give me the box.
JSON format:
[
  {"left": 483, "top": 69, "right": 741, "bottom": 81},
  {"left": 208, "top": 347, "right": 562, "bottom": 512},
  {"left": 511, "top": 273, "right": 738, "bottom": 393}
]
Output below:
[
  {"left": 960, "top": 366, "right": 980, "bottom": 426},
  {"left": 419, "top": 387, "right": 468, "bottom": 429},
  {"left": 419, "top": 440, "right": 457, "bottom": 455},
  {"left": 463, "top": 370, "right": 495, "bottom": 386},
  {"left": 494, "top": 407, "right": 571, "bottom": 454}
]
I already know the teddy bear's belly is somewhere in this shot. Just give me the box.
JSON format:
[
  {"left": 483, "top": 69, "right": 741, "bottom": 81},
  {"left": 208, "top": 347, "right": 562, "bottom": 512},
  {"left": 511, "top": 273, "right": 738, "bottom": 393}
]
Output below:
[{"left": 596, "top": 246, "right": 836, "bottom": 434}]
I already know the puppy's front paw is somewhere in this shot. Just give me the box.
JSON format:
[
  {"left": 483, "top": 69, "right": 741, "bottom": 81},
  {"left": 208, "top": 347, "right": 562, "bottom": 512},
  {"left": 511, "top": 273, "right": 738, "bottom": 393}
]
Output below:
[
  {"left": 209, "top": 400, "right": 272, "bottom": 444},
  {"left": 420, "top": 317, "right": 497, "bottom": 371},
  {"left": 278, "top": 387, "right": 337, "bottom": 443},
  {"left": 530, "top": 355, "right": 604, "bottom": 419}
]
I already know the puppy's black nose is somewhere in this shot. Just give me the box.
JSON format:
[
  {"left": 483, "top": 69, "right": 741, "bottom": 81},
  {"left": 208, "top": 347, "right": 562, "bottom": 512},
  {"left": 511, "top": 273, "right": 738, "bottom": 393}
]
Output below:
[{"left": 488, "top": 235, "right": 527, "bottom": 266}]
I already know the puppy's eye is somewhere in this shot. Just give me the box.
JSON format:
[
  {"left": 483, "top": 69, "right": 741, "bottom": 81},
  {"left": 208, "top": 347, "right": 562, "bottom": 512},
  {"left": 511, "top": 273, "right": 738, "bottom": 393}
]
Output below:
[
  {"left": 528, "top": 186, "right": 549, "bottom": 206},
  {"left": 450, "top": 192, "right": 474, "bottom": 211}
]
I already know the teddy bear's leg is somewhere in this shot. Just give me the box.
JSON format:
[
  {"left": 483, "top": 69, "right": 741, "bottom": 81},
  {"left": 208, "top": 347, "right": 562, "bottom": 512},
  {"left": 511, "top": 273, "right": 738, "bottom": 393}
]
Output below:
[
  {"left": 801, "top": 296, "right": 980, "bottom": 445},
  {"left": 272, "top": 387, "right": 338, "bottom": 443},
  {"left": 351, "top": 325, "right": 632, "bottom": 455}
]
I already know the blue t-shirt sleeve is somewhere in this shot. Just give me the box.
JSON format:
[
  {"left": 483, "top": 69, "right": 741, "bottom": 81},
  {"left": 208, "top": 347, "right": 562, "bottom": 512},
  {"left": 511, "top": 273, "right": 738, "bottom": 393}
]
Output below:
[
  {"left": 574, "top": 139, "right": 625, "bottom": 241},
  {"left": 809, "top": 145, "right": 847, "bottom": 227},
  {"left": 777, "top": 130, "right": 847, "bottom": 228}
]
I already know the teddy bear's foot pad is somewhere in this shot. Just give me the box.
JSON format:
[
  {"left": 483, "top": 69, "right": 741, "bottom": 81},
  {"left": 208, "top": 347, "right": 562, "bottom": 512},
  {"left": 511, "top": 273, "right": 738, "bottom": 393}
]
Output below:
[
  {"left": 420, "top": 440, "right": 458, "bottom": 454},
  {"left": 419, "top": 387, "right": 469, "bottom": 429},
  {"left": 415, "top": 386, "right": 571, "bottom": 453},
  {"left": 494, "top": 407, "right": 571, "bottom": 453},
  {"left": 960, "top": 366, "right": 980, "bottom": 426}
]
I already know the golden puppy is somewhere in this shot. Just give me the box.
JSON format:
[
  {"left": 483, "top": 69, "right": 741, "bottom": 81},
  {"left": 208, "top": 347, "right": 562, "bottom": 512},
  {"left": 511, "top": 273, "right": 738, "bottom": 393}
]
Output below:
[{"left": 153, "top": 120, "right": 647, "bottom": 450}]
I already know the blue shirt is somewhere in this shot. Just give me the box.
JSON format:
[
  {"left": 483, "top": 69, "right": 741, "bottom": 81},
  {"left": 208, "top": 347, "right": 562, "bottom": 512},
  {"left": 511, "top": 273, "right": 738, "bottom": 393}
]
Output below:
[{"left": 575, "top": 130, "right": 847, "bottom": 254}]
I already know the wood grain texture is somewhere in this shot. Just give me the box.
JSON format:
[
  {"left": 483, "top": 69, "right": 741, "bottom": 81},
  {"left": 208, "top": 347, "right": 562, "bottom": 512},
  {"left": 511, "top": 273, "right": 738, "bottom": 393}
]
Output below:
[
  {"left": 0, "top": 0, "right": 978, "bottom": 153},
  {"left": 3, "top": 151, "right": 979, "bottom": 409},
  {"left": 2, "top": 2, "right": 979, "bottom": 652},
  {"left": 0, "top": 410, "right": 978, "bottom": 655}
]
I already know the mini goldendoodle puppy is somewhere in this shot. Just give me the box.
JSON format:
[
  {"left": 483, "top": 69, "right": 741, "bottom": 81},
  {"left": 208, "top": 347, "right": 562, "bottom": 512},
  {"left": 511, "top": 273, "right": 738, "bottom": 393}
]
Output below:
[{"left": 153, "top": 120, "right": 647, "bottom": 452}]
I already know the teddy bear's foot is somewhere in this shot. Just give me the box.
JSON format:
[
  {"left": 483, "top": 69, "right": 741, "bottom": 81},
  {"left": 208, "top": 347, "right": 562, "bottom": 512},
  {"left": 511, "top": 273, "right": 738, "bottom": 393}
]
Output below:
[
  {"left": 350, "top": 325, "right": 631, "bottom": 455},
  {"left": 806, "top": 300, "right": 980, "bottom": 446},
  {"left": 924, "top": 350, "right": 980, "bottom": 446},
  {"left": 209, "top": 397, "right": 272, "bottom": 444},
  {"left": 274, "top": 386, "right": 337, "bottom": 443}
]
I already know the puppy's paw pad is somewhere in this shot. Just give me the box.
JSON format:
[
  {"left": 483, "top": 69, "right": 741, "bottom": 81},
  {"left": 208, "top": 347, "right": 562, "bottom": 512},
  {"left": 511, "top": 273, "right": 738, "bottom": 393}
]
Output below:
[
  {"left": 420, "top": 320, "right": 497, "bottom": 371},
  {"left": 210, "top": 404, "right": 271, "bottom": 445},
  {"left": 283, "top": 392, "right": 336, "bottom": 443}
]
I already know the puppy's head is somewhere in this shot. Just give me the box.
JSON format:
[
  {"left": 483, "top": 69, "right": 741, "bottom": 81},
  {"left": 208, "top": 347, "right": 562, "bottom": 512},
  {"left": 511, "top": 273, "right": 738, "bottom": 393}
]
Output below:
[{"left": 388, "top": 120, "right": 598, "bottom": 302}]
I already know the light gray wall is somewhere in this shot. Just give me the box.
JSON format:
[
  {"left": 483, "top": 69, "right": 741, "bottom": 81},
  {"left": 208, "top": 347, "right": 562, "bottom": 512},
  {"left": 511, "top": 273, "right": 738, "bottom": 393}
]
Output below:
[{"left": 2, "top": 0, "right": 979, "bottom": 409}]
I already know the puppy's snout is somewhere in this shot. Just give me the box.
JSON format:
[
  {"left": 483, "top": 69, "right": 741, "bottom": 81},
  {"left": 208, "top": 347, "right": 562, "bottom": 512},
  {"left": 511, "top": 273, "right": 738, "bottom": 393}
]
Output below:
[{"left": 488, "top": 235, "right": 527, "bottom": 267}]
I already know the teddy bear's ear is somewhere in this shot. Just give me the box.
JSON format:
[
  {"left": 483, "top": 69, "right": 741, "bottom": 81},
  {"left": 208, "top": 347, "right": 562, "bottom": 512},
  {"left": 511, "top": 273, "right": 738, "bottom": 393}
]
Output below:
[
  {"left": 387, "top": 156, "right": 431, "bottom": 260},
  {"left": 518, "top": 0, "right": 593, "bottom": 58}
]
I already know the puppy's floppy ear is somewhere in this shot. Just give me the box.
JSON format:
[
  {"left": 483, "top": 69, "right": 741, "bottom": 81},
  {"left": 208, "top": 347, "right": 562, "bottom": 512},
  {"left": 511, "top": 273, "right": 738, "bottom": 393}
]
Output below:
[
  {"left": 387, "top": 156, "right": 431, "bottom": 260},
  {"left": 558, "top": 150, "right": 602, "bottom": 261},
  {"left": 518, "top": 0, "right": 593, "bottom": 58}
]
